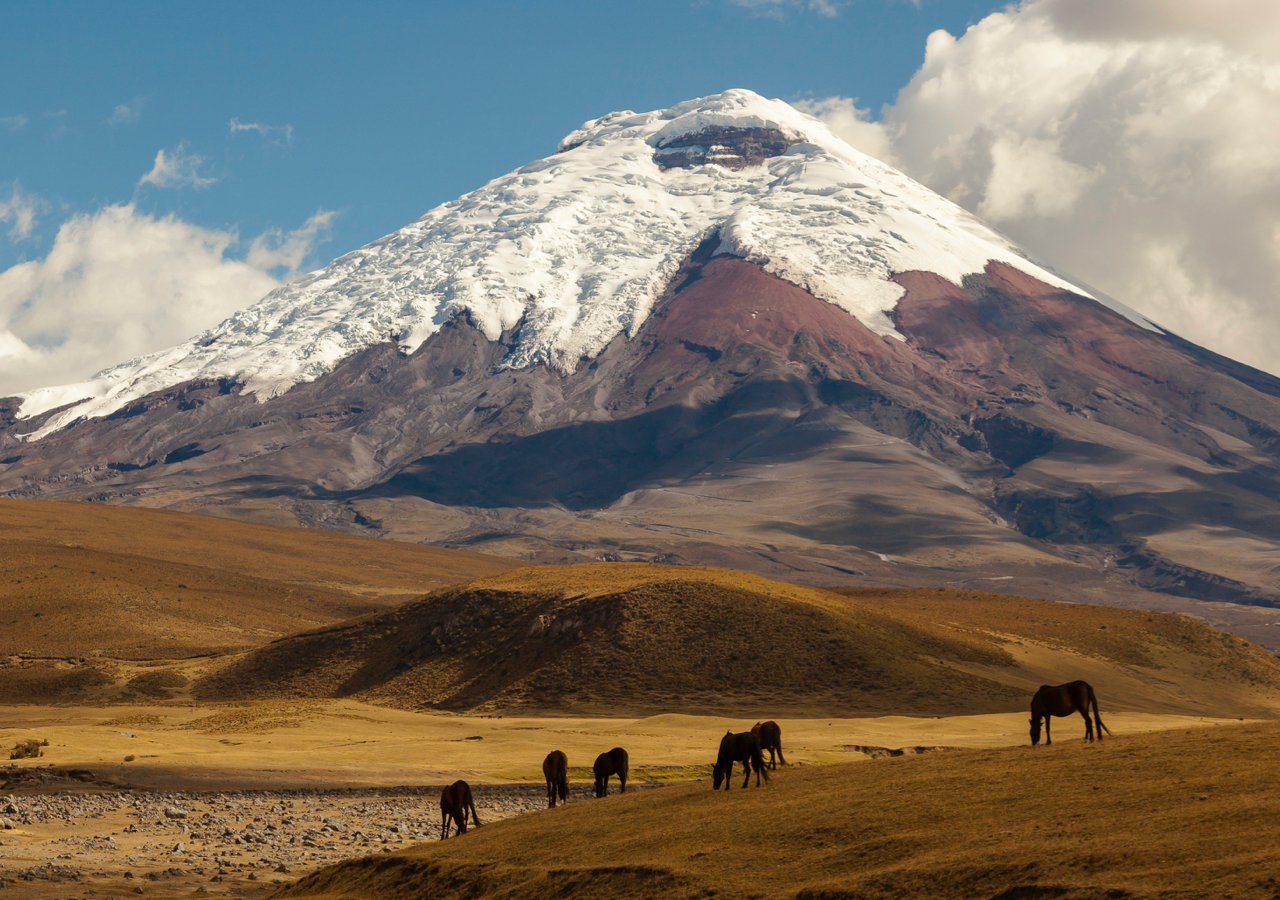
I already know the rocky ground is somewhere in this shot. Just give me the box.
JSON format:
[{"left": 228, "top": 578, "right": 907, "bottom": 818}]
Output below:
[{"left": 0, "top": 779, "right": 618, "bottom": 899}]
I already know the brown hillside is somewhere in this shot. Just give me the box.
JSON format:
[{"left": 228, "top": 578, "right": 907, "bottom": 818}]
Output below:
[
  {"left": 0, "top": 499, "right": 513, "bottom": 663},
  {"left": 270, "top": 720, "right": 1280, "bottom": 900},
  {"left": 196, "top": 563, "right": 1280, "bottom": 717}
]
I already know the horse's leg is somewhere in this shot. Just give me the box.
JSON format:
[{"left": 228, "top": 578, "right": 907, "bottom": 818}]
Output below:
[
  {"left": 440, "top": 811, "right": 450, "bottom": 840},
  {"left": 1081, "top": 706, "right": 1093, "bottom": 742},
  {"left": 741, "top": 759, "right": 751, "bottom": 789},
  {"left": 1045, "top": 715, "right": 1052, "bottom": 746}
]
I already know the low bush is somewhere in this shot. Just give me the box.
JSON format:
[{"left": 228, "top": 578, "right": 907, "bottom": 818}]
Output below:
[{"left": 9, "top": 738, "right": 48, "bottom": 760}]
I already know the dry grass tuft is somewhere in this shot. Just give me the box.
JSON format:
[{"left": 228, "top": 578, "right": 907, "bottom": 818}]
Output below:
[
  {"left": 125, "top": 668, "right": 189, "bottom": 697},
  {"left": 178, "top": 701, "right": 328, "bottom": 734},
  {"left": 98, "top": 713, "right": 167, "bottom": 728}
]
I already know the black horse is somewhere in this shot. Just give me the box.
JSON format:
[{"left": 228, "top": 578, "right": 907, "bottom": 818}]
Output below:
[
  {"left": 713, "top": 730, "right": 770, "bottom": 790},
  {"left": 1030, "top": 681, "right": 1110, "bottom": 746},
  {"left": 439, "top": 780, "right": 481, "bottom": 838},
  {"left": 751, "top": 720, "right": 786, "bottom": 769},
  {"left": 593, "top": 747, "right": 629, "bottom": 797},
  {"left": 543, "top": 750, "right": 568, "bottom": 808}
]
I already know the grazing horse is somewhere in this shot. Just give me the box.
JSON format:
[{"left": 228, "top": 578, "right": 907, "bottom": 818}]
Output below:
[
  {"left": 751, "top": 720, "right": 786, "bottom": 769},
  {"left": 543, "top": 750, "right": 568, "bottom": 808},
  {"left": 1030, "top": 681, "right": 1110, "bottom": 746},
  {"left": 593, "top": 747, "right": 629, "bottom": 798},
  {"left": 439, "top": 780, "right": 481, "bottom": 839},
  {"left": 713, "top": 730, "right": 770, "bottom": 790}
]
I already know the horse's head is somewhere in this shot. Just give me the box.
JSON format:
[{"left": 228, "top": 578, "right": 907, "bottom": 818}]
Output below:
[
  {"left": 712, "top": 762, "right": 725, "bottom": 790},
  {"left": 594, "top": 776, "right": 605, "bottom": 798},
  {"left": 1029, "top": 716, "right": 1042, "bottom": 746}
]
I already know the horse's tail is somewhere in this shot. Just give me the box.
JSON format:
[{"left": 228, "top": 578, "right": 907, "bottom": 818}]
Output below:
[
  {"left": 1089, "top": 685, "right": 1111, "bottom": 737},
  {"left": 755, "top": 747, "right": 770, "bottom": 782},
  {"left": 466, "top": 786, "right": 482, "bottom": 828}
]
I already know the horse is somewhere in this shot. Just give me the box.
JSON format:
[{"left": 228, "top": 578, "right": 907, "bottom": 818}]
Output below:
[
  {"left": 713, "top": 730, "right": 770, "bottom": 790},
  {"left": 751, "top": 720, "right": 786, "bottom": 769},
  {"left": 1030, "top": 681, "right": 1111, "bottom": 746},
  {"left": 439, "top": 779, "right": 481, "bottom": 838},
  {"left": 543, "top": 750, "right": 568, "bottom": 808},
  {"left": 593, "top": 747, "right": 629, "bottom": 798}
]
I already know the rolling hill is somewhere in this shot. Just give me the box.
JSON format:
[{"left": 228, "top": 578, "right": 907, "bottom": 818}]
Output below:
[{"left": 195, "top": 563, "right": 1280, "bottom": 718}]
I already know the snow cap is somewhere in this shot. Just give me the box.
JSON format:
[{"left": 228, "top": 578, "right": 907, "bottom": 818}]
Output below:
[{"left": 14, "top": 90, "right": 1152, "bottom": 439}]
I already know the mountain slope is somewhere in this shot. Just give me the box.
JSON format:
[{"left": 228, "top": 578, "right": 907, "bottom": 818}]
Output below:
[{"left": 0, "top": 499, "right": 512, "bottom": 660}]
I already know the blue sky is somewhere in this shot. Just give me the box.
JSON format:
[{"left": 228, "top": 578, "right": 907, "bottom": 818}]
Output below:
[{"left": 1, "top": 0, "right": 1003, "bottom": 274}]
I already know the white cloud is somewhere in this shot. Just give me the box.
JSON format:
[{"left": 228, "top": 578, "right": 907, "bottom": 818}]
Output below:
[
  {"left": 0, "top": 184, "right": 42, "bottom": 241},
  {"left": 229, "top": 118, "right": 294, "bottom": 146},
  {"left": 246, "top": 210, "right": 337, "bottom": 279},
  {"left": 1040, "top": 0, "right": 1280, "bottom": 53},
  {"left": 0, "top": 205, "right": 284, "bottom": 396},
  {"left": 109, "top": 97, "right": 144, "bottom": 126},
  {"left": 803, "top": 0, "right": 1280, "bottom": 375},
  {"left": 791, "top": 96, "right": 898, "bottom": 166},
  {"left": 0, "top": 115, "right": 27, "bottom": 131},
  {"left": 726, "top": 0, "right": 843, "bottom": 18},
  {"left": 137, "top": 143, "right": 216, "bottom": 190}
]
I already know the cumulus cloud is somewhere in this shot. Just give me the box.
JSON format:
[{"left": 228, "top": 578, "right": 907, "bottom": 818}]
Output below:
[
  {"left": 246, "top": 210, "right": 337, "bottom": 279},
  {"left": 108, "top": 97, "right": 144, "bottom": 126},
  {"left": 229, "top": 118, "right": 294, "bottom": 146},
  {"left": 0, "top": 184, "right": 43, "bottom": 241},
  {"left": 806, "top": 0, "right": 1280, "bottom": 375},
  {"left": 137, "top": 143, "right": 216, "bottom": 190},
  {"left": 791, "top": 96, "right": 899, "bottom": 166},
  {"left": 0, "top": 115, "right": 27, "bottom": 131},
  {"left": 1040, "top": 0, "right": 1280, "bottom": 52},
  {"left": 0, "top": 205, "right": 287, "bottom": 396}
]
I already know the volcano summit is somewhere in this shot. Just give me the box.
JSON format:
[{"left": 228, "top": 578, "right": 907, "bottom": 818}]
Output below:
[{"left": 5, "top": 90, "right": 1280, "bottom": 628}]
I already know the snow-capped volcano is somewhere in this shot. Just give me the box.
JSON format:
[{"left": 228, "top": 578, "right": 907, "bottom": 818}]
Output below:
[
  {"left": 14, "top": 89, "right": 1147, "bottom": 439},
  {"left": 10, "top": 88, "right": 1280, "bottom": 626}
]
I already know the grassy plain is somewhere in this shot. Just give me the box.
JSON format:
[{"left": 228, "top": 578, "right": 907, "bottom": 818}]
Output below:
[
  {"left": 0, "top": 700, "right": 1246, "bottom": 791},
  {"left": 273, "top": 720, "right": 1280, "bottom": 900}
]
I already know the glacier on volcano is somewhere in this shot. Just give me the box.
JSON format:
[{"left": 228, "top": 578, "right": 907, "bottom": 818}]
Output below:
[{"left": 14, "top": 89, "right": 1154, "bottom": 439}]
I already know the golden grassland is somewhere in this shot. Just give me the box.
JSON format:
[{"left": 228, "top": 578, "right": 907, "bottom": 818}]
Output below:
[
  {"left": 196, "top": 563, "right": 1280, "bottom": 719},
  {"left": 0, "top": 498, "right": 512, "bottom": 668},
  {"left": 0, "top": 699, "right": 1249, "bottom": 792},
  {"left": 271, "top": 720, "right": 1280, "bottom": 900}
]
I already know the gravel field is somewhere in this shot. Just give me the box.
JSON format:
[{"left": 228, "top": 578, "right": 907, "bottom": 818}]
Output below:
[{"left": 0, "top": 780, "right": 626, "bottom": 899}]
